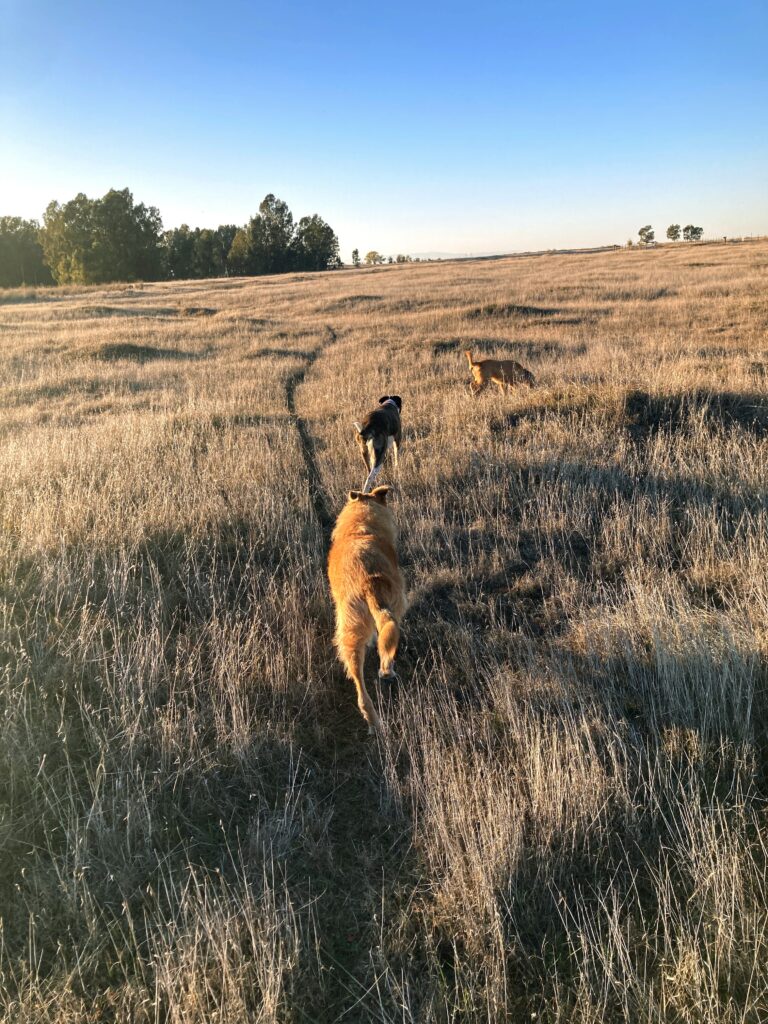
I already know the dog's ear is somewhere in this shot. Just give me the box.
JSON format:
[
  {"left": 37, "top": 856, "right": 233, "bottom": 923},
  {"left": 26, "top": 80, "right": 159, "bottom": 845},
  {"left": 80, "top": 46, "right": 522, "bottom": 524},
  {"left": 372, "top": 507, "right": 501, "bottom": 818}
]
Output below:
[
  {"left": 348, "top": 490, "right": 363, "bottom": 501},
  {"left": 369, "top": 485, "right": 389, "bottom": 504}
]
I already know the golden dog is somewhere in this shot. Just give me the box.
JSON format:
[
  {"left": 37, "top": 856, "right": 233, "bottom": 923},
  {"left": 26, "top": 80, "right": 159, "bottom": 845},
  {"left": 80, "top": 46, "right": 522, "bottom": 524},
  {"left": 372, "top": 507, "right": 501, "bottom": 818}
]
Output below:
[
  {"left": 465, "top": 349, "right": 535, "bottom": 394},
  {"left": 327, "top": 486, "right": 407, "bottom": 731}
]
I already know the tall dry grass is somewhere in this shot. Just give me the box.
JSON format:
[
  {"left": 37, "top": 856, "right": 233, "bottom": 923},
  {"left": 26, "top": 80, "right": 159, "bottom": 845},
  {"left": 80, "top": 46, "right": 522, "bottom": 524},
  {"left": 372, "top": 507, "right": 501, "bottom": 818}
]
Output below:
[{"left": 1, "top": 241, "right": 767, "bottom": 1021}]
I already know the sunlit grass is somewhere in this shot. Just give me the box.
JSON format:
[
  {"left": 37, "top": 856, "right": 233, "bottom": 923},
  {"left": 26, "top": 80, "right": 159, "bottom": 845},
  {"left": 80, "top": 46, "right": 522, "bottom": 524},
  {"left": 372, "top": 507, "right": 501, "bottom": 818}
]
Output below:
[{"left": 1, "top": 240, "right": 767, "bottom": 1021}]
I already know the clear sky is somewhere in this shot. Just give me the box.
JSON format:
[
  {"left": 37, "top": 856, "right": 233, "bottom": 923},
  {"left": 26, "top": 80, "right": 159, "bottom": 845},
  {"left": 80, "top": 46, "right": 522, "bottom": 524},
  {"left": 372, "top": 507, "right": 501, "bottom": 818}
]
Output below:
[{"left": 1, "top": 0, "right": 766, "bottom": 259}]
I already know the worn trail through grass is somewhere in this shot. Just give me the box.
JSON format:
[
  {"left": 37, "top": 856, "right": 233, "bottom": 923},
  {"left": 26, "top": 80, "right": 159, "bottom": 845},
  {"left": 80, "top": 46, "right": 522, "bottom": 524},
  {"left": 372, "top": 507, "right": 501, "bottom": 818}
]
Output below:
[{"left": 281, "top": 321, "right": 416, "bottom": 1021}]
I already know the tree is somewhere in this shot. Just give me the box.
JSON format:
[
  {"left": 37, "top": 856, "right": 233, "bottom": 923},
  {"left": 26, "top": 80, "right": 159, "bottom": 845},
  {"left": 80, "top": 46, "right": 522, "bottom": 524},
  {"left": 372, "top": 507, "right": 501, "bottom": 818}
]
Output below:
[
  {"left": 41, "top": 188, "right": 163, "bottom": 284},
  {"left": 193, "top": 228, "right": 220, "bottom": 279},
  {"left": 213, "top": 225, "right": 238, "bottom": 275},
  {"left": 254, "top": 193, "right": 295, "bottom": 273},
  {"left": 162, "top": 224, "right": 196, "bottom": 279},
  {"left": 231, "top": 194, "right": 298, "bottom": 275},
  {"left": 164, "top": 223, "right": 239, "bottom": 279},
  {"left": 41, "top": 194, "right": 95, "bottom": 284},
  {"left": 351, "top": 248, "right": 360, "bottom": 267},
  {"left": 638, "top": 225, "right": 655, "bottom": 245},
  {"left": 365, "top": 250, "right": 383, "bottom": 265},
  {"left": 0, "top": 217, "right": 53, "bottom": 287},
  {"left": 683, "top": 224, "right": 703, "bottom": 241},
  {"left": 666, "top": 224, "right": 681, "bottom": 242},
  {"left": 92, "top": 188, "right": 164, "bottom": 282},
  {"left": 395, "top": 254, "right": 411, "bottom": 263},
  {"left": 292, "top": 214, "right": 340, "bottom": 271},
  {"left": 227, "top": 228, "right": 251, "bottom": 276}
]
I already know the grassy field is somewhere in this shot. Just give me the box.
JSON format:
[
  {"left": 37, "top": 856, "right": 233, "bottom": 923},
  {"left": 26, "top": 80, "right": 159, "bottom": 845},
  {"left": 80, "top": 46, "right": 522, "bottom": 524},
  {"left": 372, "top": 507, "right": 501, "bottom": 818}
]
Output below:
[{"left": 1, "top": 240, "right": 767, "bottom": 1022}]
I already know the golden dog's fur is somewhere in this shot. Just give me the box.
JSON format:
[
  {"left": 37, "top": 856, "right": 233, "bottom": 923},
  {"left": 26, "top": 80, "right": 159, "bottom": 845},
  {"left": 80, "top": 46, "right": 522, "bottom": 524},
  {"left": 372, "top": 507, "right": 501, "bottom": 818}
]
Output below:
[
  {"left": 327, "top": 486, "right": 407, "bottom": 731},
  {"left": 465, "top": 349, "right": 535, "bottom": 393}
]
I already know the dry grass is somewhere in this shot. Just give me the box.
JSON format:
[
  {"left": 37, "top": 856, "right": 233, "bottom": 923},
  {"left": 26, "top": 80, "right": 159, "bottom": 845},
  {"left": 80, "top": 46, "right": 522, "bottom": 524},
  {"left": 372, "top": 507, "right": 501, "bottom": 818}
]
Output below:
[{"left": 1, "top": 240, "right": 767, "bottom": 1021}]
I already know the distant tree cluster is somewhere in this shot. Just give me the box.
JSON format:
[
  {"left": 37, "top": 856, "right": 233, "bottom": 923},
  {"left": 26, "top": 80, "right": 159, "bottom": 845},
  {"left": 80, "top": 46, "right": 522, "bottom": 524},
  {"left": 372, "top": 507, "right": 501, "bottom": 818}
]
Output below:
[
  {"left": 0, "top": 188, "right": 340, "bottom": 288},
  {"left": 0, "top": 217, "right": 53, "bottom": 287},
  {"left": 635, "top": 223, "right": 704, "bottom": 247},
  {"left": 349, "top": 249, "right": 414, "bottom": 267},
  {"left": 665, "top": 223, "right": 703, "bottom": 242},
  {"left": 42, "top": 189, "right": 164, "bottom": 284},
  {"left": 163, "top": 224, "right": 238, "bottom": 280},
  {"left": 228, "top": 195, "right": 340, "bottom": 276}
]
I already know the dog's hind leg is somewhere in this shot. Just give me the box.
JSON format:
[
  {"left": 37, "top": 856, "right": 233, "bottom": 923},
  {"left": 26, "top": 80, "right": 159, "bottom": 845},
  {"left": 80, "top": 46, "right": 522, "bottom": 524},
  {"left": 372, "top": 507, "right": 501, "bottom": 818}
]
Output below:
[
  {"left": 367, "top": 597, "right": 400, "bottom": 685},
  {"left": 375, "top": 611, "right": 400, "bottom": 683},
  {"left": 338, "top": 634, "right": 381, "bottom": 733},
  {"left": 390, "top": 434, "right": 400, "bottom": 470}
]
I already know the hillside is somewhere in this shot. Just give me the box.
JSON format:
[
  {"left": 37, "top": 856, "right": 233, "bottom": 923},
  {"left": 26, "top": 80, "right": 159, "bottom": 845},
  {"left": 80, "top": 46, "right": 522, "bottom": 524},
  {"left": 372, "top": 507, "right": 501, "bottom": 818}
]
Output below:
[{"left": 1, "top": 240, "right": 767, "bottom": 1022}]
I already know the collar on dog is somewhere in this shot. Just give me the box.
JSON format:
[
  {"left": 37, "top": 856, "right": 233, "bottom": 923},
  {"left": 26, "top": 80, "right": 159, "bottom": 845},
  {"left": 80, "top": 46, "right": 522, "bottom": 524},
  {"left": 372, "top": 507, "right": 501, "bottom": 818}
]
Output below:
[{"left": 380, "top": 399, "right": 398, "bottom": 410}]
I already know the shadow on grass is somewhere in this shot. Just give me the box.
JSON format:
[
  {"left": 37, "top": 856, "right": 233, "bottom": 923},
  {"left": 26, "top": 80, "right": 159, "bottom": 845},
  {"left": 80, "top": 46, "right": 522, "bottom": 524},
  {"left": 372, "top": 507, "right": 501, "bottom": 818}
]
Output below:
[
  {"left": 625, "top": 388, "right": 768, "bottom": 442},
  {"left": 465, "top": 302, "right": 608, "bottom": 325},
  {"left": 398, "top": 433, "right": 767, "bottom": 715},
  {"left": 324, "top": 294, "right": 383, "bottom": 311},
  {"left": 433, "top": 336, "right": 587, "bottom": 360},
  {"left": 179, "top": 306, "right": 217, "bottom": 316},
  {"left": 1, "top": 513, "right": 419, "bottom": 1020},
  {"left": 94, "top": 342, "right": 209, "bottom": 362},
  {"left": 69, "top": 304, "right": 181, "bottom": 319},
  {"left": 483, "top": 387, "right": 768, "bottom": 445},
  {"left": 246, "top": 347, "right": 316, "bottom": 360},
  {"left": 9, "top": 377, "right": 159, "bottom": 406}
]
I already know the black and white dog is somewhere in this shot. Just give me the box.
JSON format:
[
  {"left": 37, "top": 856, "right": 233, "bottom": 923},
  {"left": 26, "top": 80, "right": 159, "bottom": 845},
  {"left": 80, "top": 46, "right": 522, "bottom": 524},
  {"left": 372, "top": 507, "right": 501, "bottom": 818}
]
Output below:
[{"left": 354, "top": 395, "right": 402, "bottom": 493}]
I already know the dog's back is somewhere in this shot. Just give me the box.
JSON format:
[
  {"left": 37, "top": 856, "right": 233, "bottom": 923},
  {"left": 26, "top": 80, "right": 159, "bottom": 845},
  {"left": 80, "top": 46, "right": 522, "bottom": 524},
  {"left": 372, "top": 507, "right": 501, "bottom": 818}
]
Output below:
[
  {"left": 354, "top": 395, "right": 402, "bottom": 492},
  {"left": 356, "top": 403, "right": 401, "bottom": 442},
  {"left": 327, "top": 486, "right": 407, "bottom": 731},
  {"left": 465, "top": 349, "right": 535, "bottom": 390}
]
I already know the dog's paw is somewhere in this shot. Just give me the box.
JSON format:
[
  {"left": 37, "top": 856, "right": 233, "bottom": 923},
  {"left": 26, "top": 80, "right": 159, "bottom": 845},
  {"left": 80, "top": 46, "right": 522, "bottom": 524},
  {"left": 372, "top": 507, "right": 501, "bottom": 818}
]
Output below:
[{"left": 377, "top": 671, "right": 399, "bottom": 704}]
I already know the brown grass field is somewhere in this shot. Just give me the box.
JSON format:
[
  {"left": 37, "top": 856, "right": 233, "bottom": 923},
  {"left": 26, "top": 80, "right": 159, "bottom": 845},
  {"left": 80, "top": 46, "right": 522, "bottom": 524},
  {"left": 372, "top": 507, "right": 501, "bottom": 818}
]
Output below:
[{"left": 1, "top": 240, "right": 767, "bottom": 1021}]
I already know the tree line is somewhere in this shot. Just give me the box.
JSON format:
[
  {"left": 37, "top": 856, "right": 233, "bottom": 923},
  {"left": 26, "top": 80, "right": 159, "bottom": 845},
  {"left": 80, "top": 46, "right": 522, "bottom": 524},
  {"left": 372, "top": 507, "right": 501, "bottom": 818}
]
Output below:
[
  {"left": 0, "top": 189, "right": 340, "bottom": 288},
  {"left": 350, "top": 249, "right": 418, "bottom": 266},
  {"left": 635, "top": 224, "right": 704, "bottom": 246}
]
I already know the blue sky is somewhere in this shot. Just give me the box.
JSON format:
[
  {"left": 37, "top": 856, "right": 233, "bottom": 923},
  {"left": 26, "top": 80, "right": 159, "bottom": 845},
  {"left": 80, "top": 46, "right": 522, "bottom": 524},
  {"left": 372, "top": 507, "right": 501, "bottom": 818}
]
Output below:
[{"left": 1, "top": 0, "right": 766, "bottom": 258}]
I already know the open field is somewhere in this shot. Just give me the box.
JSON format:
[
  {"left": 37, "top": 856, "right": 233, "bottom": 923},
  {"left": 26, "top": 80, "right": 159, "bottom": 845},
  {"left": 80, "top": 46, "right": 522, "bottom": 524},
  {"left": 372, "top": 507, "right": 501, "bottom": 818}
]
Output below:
[{"left": 1, "top": 240, "right": 768, "bottom": 1022}]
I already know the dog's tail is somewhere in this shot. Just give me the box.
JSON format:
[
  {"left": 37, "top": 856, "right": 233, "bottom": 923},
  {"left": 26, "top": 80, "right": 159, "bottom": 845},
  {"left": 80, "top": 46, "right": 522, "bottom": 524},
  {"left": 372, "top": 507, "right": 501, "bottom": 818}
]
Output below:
[
  {"left": 364, "top": 581, "right": 400, "bottom": 678},
  {"left": 464, "top": 349, "right": 475, "bottom": 367},
  {"left": 354, "top": 421, "right": 378, "bottom": 453}
]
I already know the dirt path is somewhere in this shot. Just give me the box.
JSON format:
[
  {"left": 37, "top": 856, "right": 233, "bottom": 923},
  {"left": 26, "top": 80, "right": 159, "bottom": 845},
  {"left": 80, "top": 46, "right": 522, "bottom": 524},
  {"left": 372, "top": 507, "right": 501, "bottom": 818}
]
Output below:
[
  {"left": 284, "top": 324, "right": 336, "bottom": 537},
  {"left": 282, "top": 325, "right": 415, "bottom": 1022}
]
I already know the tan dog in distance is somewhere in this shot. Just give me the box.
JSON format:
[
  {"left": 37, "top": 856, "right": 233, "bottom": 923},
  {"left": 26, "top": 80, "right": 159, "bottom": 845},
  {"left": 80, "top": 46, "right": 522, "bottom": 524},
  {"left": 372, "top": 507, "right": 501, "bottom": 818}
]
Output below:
[
  {"left": 327, "top": 486, "right": 407, "bottom": 732},
  {"left": 465, "top": 349, "right": 535, "bottom": 394}
]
